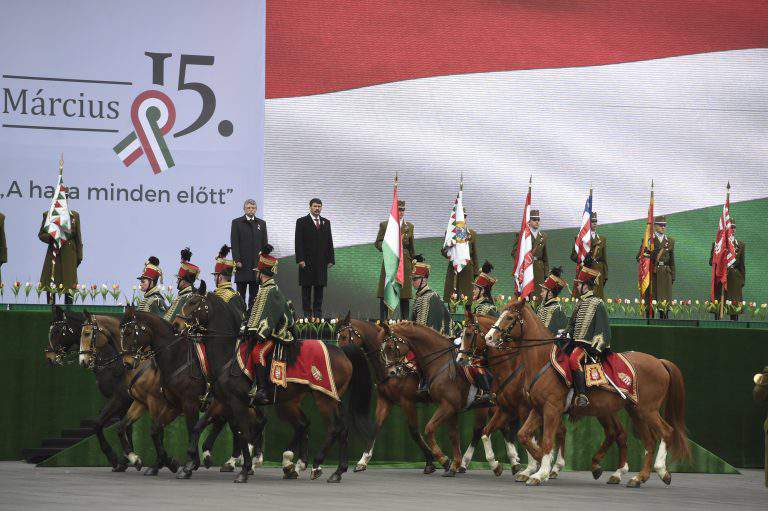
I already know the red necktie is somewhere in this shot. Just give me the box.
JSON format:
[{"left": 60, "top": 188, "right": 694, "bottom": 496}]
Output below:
[{"left": 315, "top": 217, "right": 320, "bottom": 229}]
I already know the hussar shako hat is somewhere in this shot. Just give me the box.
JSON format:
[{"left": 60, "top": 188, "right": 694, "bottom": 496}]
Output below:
[
  {"left": 138, "top": 256, "right": 162, "bottom": 282},
  {"left": 541, "top": 266, "right": 566, "bottom": 292},
  {"left": 473, "top": 261, "right": 496, "bottom": 289},
  {"left": 176, "top": 247, "right": 200, "bottom": 282},
  {"left": 212, "top": 245, "right": 236, "bottom": 276},
  {"left": 256, "top": 244, "right": 278, "bottom": 276},
  {"left": 411, "top": 254, "right": 430, "bottom": 278},
  {"left": 530, "top": 209, "right": 541, "bottom": 221},
  {"left": 654, "top": 216, "right": 667, "bottom": 226},
  {"left": 574, "top": 255, "right": 600, "bottom": 284}
]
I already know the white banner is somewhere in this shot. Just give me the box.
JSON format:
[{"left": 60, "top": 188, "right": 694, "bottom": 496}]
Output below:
[{"left": 0, "top": 0, "right": 265, "bottom": 299}]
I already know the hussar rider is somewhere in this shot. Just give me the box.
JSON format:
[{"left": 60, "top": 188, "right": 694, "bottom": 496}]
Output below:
[
  {"left": 211, "top": 245, "right": 246, "bottom": 321},
  {"left": 465, "top": 260, "right": 497, "bottom": 409},
  {"left": 245, "top": 245, "right": 296, "bottom": 405},
  {"left": 537, "top": 267, "right": 568, "bottom": 334},
  {"left": 137, "top": 256, "right": 168, "bottom": 316},
  {"left": 567, "top": 259, "right": 611, "bottom": 408},
  {"left": 163, "top": 247, "right": 200, "bottom": 324}
]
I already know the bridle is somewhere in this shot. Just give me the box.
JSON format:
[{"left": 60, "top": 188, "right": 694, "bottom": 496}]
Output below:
[
  {"left": 119, "top": 317, "right": 152, "bottom": 366},
  {"left": 487, "top": 310, "right": 525, "bottom": 348},
  {"left": 336, "top": 323, "right": 363, "bottom": 346},
  {"left": 46, "top": 319, "right": 78, "bottom": 365},
  {"left": 81, "top": 317, "right": 121, "bottom": 370},
  {"left": 380, "top": 330, "right": 456, "bottom": 377}
]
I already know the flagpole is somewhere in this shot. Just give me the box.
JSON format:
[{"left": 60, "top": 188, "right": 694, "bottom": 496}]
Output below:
[
  {"left": 719, "top": 182, "right": 730, "bottom": 319},
  {"left": 649, "top": 180, "right": 654, "bottom": 318},
  {"left": 49, "top": 155, "right": 65, "bottom": 301},
  {"left": 453, "top": 175, "right": 463, "bottom": 297}
]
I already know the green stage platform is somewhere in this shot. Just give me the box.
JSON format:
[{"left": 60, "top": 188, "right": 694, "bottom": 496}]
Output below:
[{"left": 1, "top": 309, "right": 765, "bottom": 470}]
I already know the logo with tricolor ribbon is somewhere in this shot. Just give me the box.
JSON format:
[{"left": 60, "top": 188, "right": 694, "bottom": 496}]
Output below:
[{"left": 113, "top": 90, "right": 176, "bottom": 174}]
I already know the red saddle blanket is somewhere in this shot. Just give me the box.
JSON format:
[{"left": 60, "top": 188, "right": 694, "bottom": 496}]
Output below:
[
  {"left": 550, "top": 346, "right": 638, "bottom": 405},
  {"left": 193, "top": 342, "right": 211, "bottom": 379},
  {"left": 236, "top": 339, "right": 340, "bottom": 401},
  {"left": 462, "top": 365, "right": 486, "bottom": 387}
]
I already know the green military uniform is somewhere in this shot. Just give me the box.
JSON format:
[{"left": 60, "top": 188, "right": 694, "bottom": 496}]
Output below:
[
  {"left": 164, "top": 248, "right": 201, "bottom": 323},
  {"left": 375, "top": 220, "right": 415, "bottom": 300},
  {"left": 138, "top": 286, "right": 168, "bottom": 316},
  {"left": 709, "top": 239, "right": 746, "bottom": 303},
  {"left": 38, "top": 210, "right": 83, "bottom": 290},
  {"left": 163, "top": 285, "right": 194, "bottom": 323},
  {"left": 0, "top": 212, "right": 6, "bottom": 282},
  {"left": 411, "top": 285, "right": 452, "bottom": 336},
  {"left": 512, "top": 230, "right": 549, "bottom": 289},
  {"left": 567, "top": 289, "right": 611, "bottom": 353},
  {"left": 216, "top": 280, "right": 246, "bottom": 322},
  {"left": 537, "top": 298, "right": 568, "bottom": 334},
  {"left": 473, "top": 297, "right": 499, "bottom": 317},
  {"left": 442, "top": 228, "right": 479, "bottom": 302},
  {"left": 571, "top": 234, "right": 608, "bottom": 299},
  {"left": 246, "top": 278, "right": 295, "bottom": 343},
  {"left": 651, "top": 234, "right": 675, "bottom": 303}
]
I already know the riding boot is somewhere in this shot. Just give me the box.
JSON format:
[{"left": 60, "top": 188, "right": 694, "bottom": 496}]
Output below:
[
  {"left": 249, "top": 365, "right": 272, "bottom": 406},
  {"left": 468, "top": 371, "right": 495, "bottom": 410},
  {"left": 573, "top": 370, "right": 589, "bottom": 408}
]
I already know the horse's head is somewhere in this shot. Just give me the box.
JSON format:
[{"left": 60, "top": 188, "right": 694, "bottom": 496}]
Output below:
[
  {"left": 335, "top": 311, "right": 361, "bottom": 347},
  {"left": 46, "top": 305, "right": 80, "bottom": 366},
  {"left": 457, "top": 309, "right": 485, "bottom": 365},
  {"left": 485, "top": 298, "right": 525, "bottom": 347},
  {"left": 377, "top": 321, "right": 412, "bottom": 378},
  {"left": 177, "top": 289, "right": 210, "bottom": 334},
  {"left": 79, "top": 310, "right": 112, "bottom": 369},
  {"left": 119, "top": 306, "right": 152, "bottom": 369}
]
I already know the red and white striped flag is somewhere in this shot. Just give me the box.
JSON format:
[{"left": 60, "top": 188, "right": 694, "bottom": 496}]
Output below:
[
  {"left": 574, "top": 189, "right": 594, "bottom": 268},
  {"left": 710, "top": 184, "right": 736, "bottom": 300},
  {"left": 513, "top": 182, "right": 534, "bottom": 299}
]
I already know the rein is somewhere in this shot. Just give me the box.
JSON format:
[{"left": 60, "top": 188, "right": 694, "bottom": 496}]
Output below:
[{"left": 81, "top": 319, "right": 122, "bottom": 370}]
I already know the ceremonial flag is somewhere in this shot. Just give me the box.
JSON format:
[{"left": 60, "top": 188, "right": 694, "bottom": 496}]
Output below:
[
  {"left": 513, "top": 179, "right": 534, "bottom": 298},
  {"left": 382, "top": 175, "right": 404, "bottom": 311},
  {"left": 443, "top": 179, "right": 471, "bottom": 274},
  {"left": 44, "top": 156, "right": 73, "bottom": 285},
  {"left": 710, "top": 183, "right": 736, "bottom": 301},
  {"left": 574, "top": 189, "right": 593, "bottom": 267},
  {"left": 638, "top": 183, "right": 655, "bottom": 310}
]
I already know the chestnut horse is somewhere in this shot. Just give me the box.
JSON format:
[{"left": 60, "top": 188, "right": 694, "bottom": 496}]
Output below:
[
  {"left": 461, "top": 311, "right": 628, "bottom": 482},
  {"left": 486, "top": 300, "right": 690, "bottom": 487}
]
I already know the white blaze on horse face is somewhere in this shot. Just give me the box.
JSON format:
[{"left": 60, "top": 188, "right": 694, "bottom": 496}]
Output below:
[
  {"left": 78, "top": 333, "right": 89, "bottom": 366},
  {"left": 485, "top": 311, "right": 507, "bottom": 345}
]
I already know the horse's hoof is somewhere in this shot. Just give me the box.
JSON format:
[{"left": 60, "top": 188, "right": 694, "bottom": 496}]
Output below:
[
  {"left": 166, "top": 458, "right": 180, "bottom": 474},
  {"left": 607, "top": 475, "right": 621, "bottom": 485},
  {"left": 549, "top": 471, "right": 559, "bottom": 480},
  {"left": 526, "top": 476, "right": 542, "bottom": 486},
  {"left": 493, "top": 465, "right": 504, "bottom": 477},
  {"left": 423, "top": 464, "right": 436, "bottom": 475},
  {"left": 282, "top": 469, "right": 299, "bottom": 479},
  {"left": 591, "top": 467, "right": 603, "bottom": 480},
  {"left": 442, "top": 469, "right": 456, "bottom": 478},
  {"left": 233, "top": 473, "right": 248, "bottom": 483},
  {"left": 511, "top": 463, "right": 523, "bottom": 475},
  {"left": 661, "top": 471, "right": 671, "bottom": 485},
  {"left": 515, "top": 473, "right": 529, "bottom": 483},
  {"left": 627, "top": 477, "right": 642, "bottom": 488},
  {"left": 176, "top": 468, "right": 193, "bottom": 480},
  {"left": 458, "top": 465, "right": 467, "bottom": 474},
  {"left": 310, "top": 468, "right": 323, "bottom": 480},
  {"left": 353, "top": 464, "right": 367, "bottom": 473},
  {"left": 327, "top": 473, "right": 342, "bottom": 483},
  {"left": 220, "top": 464, "right": 235, "bottom": 473},
  {"left": 112, "top": 463, "right": 127, "bottom": 473},
  {"left": 134, "top": 458, "right": 143, "bottom": 471},
  {"left": 202, "top": 455, "right": 212, "bottom": 469},
  {"left": 441, "top": 459, "right": 451, "bottom": 471},
  {"left": 143, "top": 467, "right": 159, "bottom": 476}
]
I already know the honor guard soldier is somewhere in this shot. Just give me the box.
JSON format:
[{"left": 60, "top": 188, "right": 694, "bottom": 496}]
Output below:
[
  {"left": 709, "top": 219, "right": 746, "bottom": 321},
  {"left": 375, "top": 200, "right": 415, "bottom": 320},
  {"left": 567, "top": 264, "right": 611, "bottom": 408},
  {"left": 410, "top": 255, "right": 452, "bottom": 336},
  {"left": 471, "top": 261, "right": 499, "bottom": 317},
  {"left": 137, "top": 257, "right": 168, "bottom": 316},
  {"left": 512, "top": 209, "right": 549, "bottom": 289},
  {"left": 537, "top": 267, "right": 568, "bottom": 333},
  {"left": 441, "top": 212, "right": 479, "bottom": 303},
  {"left": 212, "top": 245, "right": 246, "bottom": 319},
  {"left": 245, "top": 245, "right": 296, "bottom": 405},
  {"left": 571, "top": 212, "right": 608, "bottom": 298},
  {"left": 163, "top": 248, "right": 200, "bottom": 323},
  {"left": 637, "top": 216, "right": 675, "bottom": 319}
]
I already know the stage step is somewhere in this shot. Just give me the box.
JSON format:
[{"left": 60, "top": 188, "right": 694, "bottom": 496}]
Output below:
[
  {"left": 21, "top": 447, "right": 63, "bottom": 464},
  {"left": 22, "top": 415, "right": 118, "bottom": 464},
  {"left": 41, "top": 437, "right": 82, "bottom": 448}
]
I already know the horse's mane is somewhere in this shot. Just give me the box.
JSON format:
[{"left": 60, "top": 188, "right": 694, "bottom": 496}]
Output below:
[
  {"left": 134, "top": 310, "right": 175, "bottom": 337},
  {"left": 392, "top": 321, "right": 452, "bottom": 345},
  {"left": 59, "top": 310, "right": 84, "bottom": 323}
]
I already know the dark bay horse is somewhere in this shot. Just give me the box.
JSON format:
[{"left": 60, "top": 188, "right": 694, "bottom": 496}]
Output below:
[
  {"left": 181, "top": 292, "right": 374, "bottom": 483},
  {"left": 486, "top": 300, "right": 690, "bottom": 487}
]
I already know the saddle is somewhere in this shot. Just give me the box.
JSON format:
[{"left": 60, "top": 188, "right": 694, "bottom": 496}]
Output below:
[{"left": 550, "top": 346, "right": 639, "bottom": 404}]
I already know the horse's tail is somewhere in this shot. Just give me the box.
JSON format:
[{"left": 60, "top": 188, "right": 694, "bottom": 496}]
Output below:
[
  {"left": 661, "top": 359, "right": 691, "bottom": 461},
  {"left": 340, "top": 343, "right": 375, "bottom": 441}
]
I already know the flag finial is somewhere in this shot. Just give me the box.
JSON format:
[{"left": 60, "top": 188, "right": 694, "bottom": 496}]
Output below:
[
  {"left": 726, "top": 181, "right": 731, "bottom": 190},
  {"left": 59, "top": 153, "right": 64, "bottom": 176},
  {"left": 651, "top": 179, "right": 654, "bottom": 189}
]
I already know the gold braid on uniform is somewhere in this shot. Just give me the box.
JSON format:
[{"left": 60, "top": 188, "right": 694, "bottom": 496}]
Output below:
[
  {"left": 215, "top": 286, "right": 237, "bottom": 303},
  {"left": 138, "top": 288, "right": 160, "bottom": 312},
  {"left": 162, "top": 298, "right": 178, "bottom": 321},
  {"left": 574, "top": 296, "right": 601, "bottom": 340},
  {"left": 415, "top": 291, "right": 431, "bottom": 325},
  {"left": 247, "top": 286, "right": 271, "bottom": 330},
  {"left": 537, "top": 303, "right": 556, "bottom": 327},
  {"left": 475, "top": 303, "right": 496, "bottom": 316}
]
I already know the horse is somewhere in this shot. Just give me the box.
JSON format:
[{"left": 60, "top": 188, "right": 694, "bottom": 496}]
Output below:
[
  {"left": 378, "top": 321, "right": 476, "bottom": 476},
  {"left": 460, "top": 310, "right": 628, "bottom": 482},
  {"left": 179, "top": 292, "right": 374, "bottom": 483},
  {"left": 336, "top": 313, "right": 512, "bottom": 475},
  {"left": 486, "top": 300, "right": 690, "bottom": 487}
]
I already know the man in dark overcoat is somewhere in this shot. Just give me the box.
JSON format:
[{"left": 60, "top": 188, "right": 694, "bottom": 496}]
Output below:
[
  {"left": 294, "top": 198, "right": 335, "bottom": 318},
  {"left": 230, "top": 199, "right": 268, "bottom": 310}
]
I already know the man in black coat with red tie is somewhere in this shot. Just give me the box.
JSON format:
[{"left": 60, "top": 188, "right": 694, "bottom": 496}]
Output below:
[
  {"left": 295, "top": 198, "right": 335, "bottom": 318},
  {"left": 230, "top": 199, "right": 268, "bottom": 310}
]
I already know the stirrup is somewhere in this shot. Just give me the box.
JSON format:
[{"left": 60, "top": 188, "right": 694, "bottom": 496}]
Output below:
[{"left": 574, "top": 393, "right": 589, "bottom": 408}]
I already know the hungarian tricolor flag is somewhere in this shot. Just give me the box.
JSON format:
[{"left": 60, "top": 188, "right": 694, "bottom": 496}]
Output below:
[
  {"left": 513, "top": 183, "right": 534, "bottom": 299},
  {"left": 638, "top": 185, "right": 655, "bottom": 309},
  {"left": 711, "top": 185, "right": 736, "bottom": 301},
  {"left": 382, "top": 178, "right": 404, "bottom": 311}
]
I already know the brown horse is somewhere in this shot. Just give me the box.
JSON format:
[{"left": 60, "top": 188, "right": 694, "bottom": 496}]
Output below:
[
  {"left": 486, "top": 300, "right": 690, "bottom": 487},
  {"left": 180, "top": 292, "right": 374, "bottom": 483},
  {"left": 378, "top": 321, "right": 475, "bottom": 476},
  {"left": 461, "top": 311, "right": 628, "bottom": 482}
]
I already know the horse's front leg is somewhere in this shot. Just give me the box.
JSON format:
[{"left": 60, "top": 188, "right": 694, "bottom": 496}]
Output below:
[
  {"left": 400, "top": 394, "right": 435, "bottom": 474},
  {"left": 479, "top": 408, "right": 509, "bottom": 476},
  {"left": 423, "top": 402, "right": 452, "bottom": 472},
  {"left": 460, "top": 407, "right": 488, "bottom": 473},
  {"left": 608, "top": 414, "right": 630, "bottom": 484},
  {"left": 515, "top": 409, "right": 542, "bottom": 482},
  {"left": 354, "top": 393, "right": 391, "bottom": 472},
  {"left": 177, "top": 405, "right": 204, "bottom": 479},
  {"left": 526, "top": 401, "right": 562, "bottom": 486},
  {"left": 444, "top": 413, "right": 462, "bottom": 478},
  {"left": 115, "top": 401, "right": 145, "bottom": 472}
]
